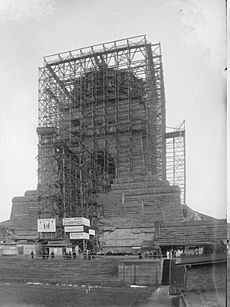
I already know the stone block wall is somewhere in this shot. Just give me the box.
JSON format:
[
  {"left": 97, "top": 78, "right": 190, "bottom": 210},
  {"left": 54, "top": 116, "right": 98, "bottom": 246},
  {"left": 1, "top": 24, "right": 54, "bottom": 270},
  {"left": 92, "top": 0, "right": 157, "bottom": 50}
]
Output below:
[
  {"left": 98, "top": 178, "right": 183, "bottom": 251},
  {"left": 158, "top": 219, "right": 227, "bottom": 246},
  {"left": 9, "top": 190, "right": 39, "bottom": 241},
  {"left": 169, "top": 260, "right": 226, "bottom": 294},
  {"left": 186, "top": 262, "right": 226, "bottom": 291},
  {"left": 118, "top": 259, "right": 163, "bottom": 286},
  {"left": 169, "top": 260, "right": 186, "bottom": 295}
]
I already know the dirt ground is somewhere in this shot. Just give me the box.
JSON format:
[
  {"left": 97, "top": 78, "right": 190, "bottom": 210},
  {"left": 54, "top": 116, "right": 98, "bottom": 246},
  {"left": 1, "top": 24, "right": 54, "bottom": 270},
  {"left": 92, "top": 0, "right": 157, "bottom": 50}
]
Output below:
[
  {"left": 0, "top": 282, "right": 155, "bottom": 307},
  {"left": 0, "top": 256, "right": 158, "bottom": 307}
]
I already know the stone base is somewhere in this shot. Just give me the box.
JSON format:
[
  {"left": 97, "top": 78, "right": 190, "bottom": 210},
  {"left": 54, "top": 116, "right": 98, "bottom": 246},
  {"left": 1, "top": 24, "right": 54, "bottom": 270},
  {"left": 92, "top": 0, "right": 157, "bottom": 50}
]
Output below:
[
  {"left": 118, "top": 259, "right": 163, "bottom": 286},
  {"left": 98, "top": 178, "right": 183, "bottom": 251},
  {"left": 9, "top": 190, "right": 39, "bottom": 241}
]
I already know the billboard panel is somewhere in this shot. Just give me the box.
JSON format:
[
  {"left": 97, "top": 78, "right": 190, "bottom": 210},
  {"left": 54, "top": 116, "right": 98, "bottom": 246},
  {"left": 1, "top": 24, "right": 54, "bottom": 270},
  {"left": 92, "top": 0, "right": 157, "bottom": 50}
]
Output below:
[
  {"left": 82, "top": 217, "right": 90, "bottom": 227},
  {"left": 64, "top": 226, "right": 84, "bottom": 233},
  {"left": 37, "top": 219, "right": 56, "bottom": 232},
  {"left": 69, "top": 232, "right": 89, "bottom": 240},
  {"left": 89, "top": 229, "right": 95, "bottom": 236},
  {"left": 63, "top": 217, "right": 90, "bottom": 227}
]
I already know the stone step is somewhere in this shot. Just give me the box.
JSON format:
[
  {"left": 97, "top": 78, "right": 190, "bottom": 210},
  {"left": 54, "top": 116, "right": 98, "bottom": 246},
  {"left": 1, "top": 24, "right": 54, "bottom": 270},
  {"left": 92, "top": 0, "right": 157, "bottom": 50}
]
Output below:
[{"left": 111, "top": 180, "right": 170, "bottom": 190}]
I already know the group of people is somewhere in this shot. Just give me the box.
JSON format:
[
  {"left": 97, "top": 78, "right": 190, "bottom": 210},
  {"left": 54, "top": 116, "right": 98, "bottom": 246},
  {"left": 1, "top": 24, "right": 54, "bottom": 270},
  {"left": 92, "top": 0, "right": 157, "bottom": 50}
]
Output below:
[
  {"left": 137, "top": 248, "right": 184, "bottom": 260},
  {"left": 30, "top": 249, "right": 93, "bottom": 260},
  {"left": 138, "top": 250, "right": 162, "bottom": 260},
  {"left": 165, "top": 247, "right": 204, "bottom": 258},
  {"left": 166, "top": 249, "right": 183, "bottom": 259},
  {"left": 30, "top": 250, "right": 55, "bottom": 259},
  {"left": 63, "top": 251, "right": 77, "bottom": 259},
  {"left": 41, "top": 251, "right": 54, "bottom": 259}
]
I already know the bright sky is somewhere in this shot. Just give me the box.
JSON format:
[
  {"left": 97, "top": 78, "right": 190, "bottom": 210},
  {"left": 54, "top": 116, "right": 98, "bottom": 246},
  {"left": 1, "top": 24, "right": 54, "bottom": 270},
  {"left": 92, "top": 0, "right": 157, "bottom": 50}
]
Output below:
[{"left": 0, "top": 0, "right": 227, "bottom": 222}]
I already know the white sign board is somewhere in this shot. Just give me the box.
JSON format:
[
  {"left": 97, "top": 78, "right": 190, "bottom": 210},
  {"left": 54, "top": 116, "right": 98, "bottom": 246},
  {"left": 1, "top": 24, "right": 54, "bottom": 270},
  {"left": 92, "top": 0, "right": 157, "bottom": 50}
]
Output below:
[
  {"left": 89, "top": 229, "right": 95, "bottom": 236},
  {"left": 64, "top": 226, "right": 84, "bottom": 232},
  {"left": 70, "top": 232, "right": 89, "bottom": 240},
  {"left": 63, "top": 217, "right": 90, "bottom": 227},
  {"left": 37, "top": 219, "right": 56, "bottom": 232}
]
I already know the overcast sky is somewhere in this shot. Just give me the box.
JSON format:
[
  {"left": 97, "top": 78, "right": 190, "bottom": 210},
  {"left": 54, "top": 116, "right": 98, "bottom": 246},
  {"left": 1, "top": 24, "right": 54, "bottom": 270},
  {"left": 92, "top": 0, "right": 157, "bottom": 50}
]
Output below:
[{"left": 0, "top": 0, "right": 227, "bottom": 222}]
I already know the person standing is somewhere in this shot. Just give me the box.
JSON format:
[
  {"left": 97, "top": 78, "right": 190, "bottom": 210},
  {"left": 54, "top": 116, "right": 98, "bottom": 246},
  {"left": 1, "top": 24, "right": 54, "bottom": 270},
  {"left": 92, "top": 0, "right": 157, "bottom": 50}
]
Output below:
[{"left": 166, "top": 251, "right": 170, "bottom": 259}]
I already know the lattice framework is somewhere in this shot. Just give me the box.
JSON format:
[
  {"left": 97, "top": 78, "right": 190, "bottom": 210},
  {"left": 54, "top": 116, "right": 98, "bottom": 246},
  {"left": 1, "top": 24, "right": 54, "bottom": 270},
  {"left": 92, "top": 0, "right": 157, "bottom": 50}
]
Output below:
[
  {"left": 165, "top": 121, "right": 186, "bottom": 204},
  {"left": 37, "top": 35, "right": 166, "bottom": 234}
]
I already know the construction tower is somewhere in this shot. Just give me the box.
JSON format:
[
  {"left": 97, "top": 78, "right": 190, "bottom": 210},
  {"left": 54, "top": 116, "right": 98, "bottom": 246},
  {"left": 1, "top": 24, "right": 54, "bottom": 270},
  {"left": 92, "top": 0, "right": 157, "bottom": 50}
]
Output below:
[{"left": 37, "top": 35, "right": 167, "bottom": 238}]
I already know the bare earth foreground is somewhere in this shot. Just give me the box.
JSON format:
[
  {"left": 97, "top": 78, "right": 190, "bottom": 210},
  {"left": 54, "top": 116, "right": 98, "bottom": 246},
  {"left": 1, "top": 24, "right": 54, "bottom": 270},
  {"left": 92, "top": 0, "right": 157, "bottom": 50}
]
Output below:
[
  {"left": 0, "top": 283, "right": 177, "bottom": 307},
  {"left": 0, "top": 256, "right": 175, "bottom": 307},
  {"left": 0, "top": 282, "right": 151, "bottom": 307}
]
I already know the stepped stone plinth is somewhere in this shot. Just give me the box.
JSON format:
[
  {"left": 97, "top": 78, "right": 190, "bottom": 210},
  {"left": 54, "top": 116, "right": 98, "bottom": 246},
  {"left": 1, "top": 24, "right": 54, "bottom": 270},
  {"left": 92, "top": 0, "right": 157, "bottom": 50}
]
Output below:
[
  {"left": 9, "top": 190, "right": 39, "bottom": 241},
  {"left": 98, "top": 176, "right": 183, "bottom": 252}
]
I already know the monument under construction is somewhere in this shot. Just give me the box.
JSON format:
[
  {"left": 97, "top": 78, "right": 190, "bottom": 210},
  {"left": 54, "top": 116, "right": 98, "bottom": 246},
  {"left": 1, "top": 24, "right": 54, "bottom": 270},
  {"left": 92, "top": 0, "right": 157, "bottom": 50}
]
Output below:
[
  {"left": 37, "top": 35, "right": 177, "bottom": 247},
  {"left": 3, "top": 35, "right": 225, "bottom": 253}
]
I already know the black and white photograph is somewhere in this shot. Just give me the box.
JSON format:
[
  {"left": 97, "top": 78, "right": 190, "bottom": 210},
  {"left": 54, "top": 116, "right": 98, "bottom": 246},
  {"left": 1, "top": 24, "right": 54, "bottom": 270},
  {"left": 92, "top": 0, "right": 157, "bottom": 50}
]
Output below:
[{"left": 0, "top": 0, "right": 227, "bottom": 306}]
